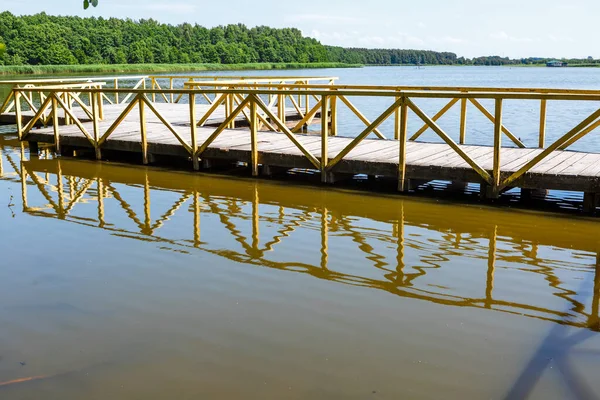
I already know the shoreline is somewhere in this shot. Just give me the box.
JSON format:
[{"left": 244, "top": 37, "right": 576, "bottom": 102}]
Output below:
[
  {"left": 0, "top": 62, "right": 363, "bottom": 76},
  {"left": 365, "top": 63, "right": 600, "bottom": 68}
]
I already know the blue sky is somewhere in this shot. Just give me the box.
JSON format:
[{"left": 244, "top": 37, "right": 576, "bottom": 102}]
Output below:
[{"left": 1, "top": 0, "right": 596, "bottom": 58}]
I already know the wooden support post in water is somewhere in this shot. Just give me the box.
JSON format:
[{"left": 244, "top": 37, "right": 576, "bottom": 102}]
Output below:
[
  {"left": 521, "top": 188, "right": 548, "bottom": 201},
  {"left": 139, "top": 97, "right": 148, "bottom": 165},
  {"left": 250, "top": 99, "right": 259, "bottom": 176},
  {"left": 493, "top": 99, "right": 502, "bottom": 185},
  {"left": 52, "top": 95, "right": 60, "bottom": 154},
  {"left": 583, "top": 192, "right": 599, "bottom": 213},
  {"left": 460, "top": 98, "right": 467, "bottom": 144},
  {"left": 28, "top": 141, "right": 39, "bottom": 157},
  {"left": 398, "top": 98, "right": 408, "bottom": 192},
  {"left": 189, "top": 93, "right": 199, "bottom": 170},
  {"left": 539, "top": 99, "right": 547, "bottom": 148},
  {"left": 321, "top": 95, "right": 329, "bottom": 183},
  {"left": 92, "top": 92, "right": 101, "bottom": 160},
  {"left": 488, "top": 98, "right": 503, "bottom": 199},
  {"left": 15, "top": 91, "right": 22, "bottom": 140}
]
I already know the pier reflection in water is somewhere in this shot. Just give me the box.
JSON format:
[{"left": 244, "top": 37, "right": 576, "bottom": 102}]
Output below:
[{"left": 1, "top": 136, "right": 600, "bottom": 399}]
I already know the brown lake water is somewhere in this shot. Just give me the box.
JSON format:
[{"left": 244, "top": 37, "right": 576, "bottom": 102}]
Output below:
[
  {"left": 0, "top": 134, "right": 600, "bottom": 399},
  {"left": 2, "top": 66, "right": 600, "bottom": 399}
]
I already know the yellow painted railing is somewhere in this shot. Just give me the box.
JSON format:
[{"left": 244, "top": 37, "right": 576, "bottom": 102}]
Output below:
[
  {"left": 11, "top": 84, "right": 600, "bottom": 196},
  {"left": 147, "top": 75, "right": 337, "bottom": 108},
  {"left": 0, "top": 76, "right": 147, "bottom": 113}
]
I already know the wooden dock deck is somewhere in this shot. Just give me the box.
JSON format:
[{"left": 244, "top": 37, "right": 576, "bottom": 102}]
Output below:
[
  {"left": 5, "top": 78, "right": 600, "bottom": 213},
  {"left": 21, "top": 103, "right": 600, "bottom": 193}
]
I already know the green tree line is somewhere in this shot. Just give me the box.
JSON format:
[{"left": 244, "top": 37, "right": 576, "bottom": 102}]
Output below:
[
  {"left": 326, "top": 46, "right": 459, "bottom": 65},
  {"left": 1, "top": 12, "right": 593, "bottom": 68},
  {"left": 0, "top": 12, "right": 328, "bottom": 65},
  {"left": 0, "top": 12, "right": 465, "bottom": 67}
]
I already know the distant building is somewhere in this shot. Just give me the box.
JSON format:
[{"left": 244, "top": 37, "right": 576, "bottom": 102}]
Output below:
[{"left": 546, "top": 60, "right": 568, "bottom": 67}]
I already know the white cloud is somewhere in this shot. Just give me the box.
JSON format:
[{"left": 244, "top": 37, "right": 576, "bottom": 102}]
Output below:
[
  {"left": 490, "top": 31, "right": 536, "bottom": 43},
  {"left": 286, "top": 14, "right": 361, "bottom": 24},
  {"left": 435, "top": 36, "right": 464, "bottom": 44}
]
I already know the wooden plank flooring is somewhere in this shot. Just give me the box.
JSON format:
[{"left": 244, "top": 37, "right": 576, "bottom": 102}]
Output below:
[{"left": 17, "top": 103, "right": 600, "bottom": 194}]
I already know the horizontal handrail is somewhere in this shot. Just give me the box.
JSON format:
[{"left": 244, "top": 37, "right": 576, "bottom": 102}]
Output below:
[
  {"left": 183, "top": 81, "right": 600, "bottom": 95},
  {"left": 0, "top": 76, "right": 148, "bottom": 85},
  {"left": 148, "top": 75, "right": 338, "bottom": 81},
  {"left": 14, "top": 86, "right": 600, "bottom": 101}
]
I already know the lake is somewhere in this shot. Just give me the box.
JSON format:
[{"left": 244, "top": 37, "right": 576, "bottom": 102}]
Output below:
[{"left": 1, "top": 66, "right": 600, "bottom": 399}]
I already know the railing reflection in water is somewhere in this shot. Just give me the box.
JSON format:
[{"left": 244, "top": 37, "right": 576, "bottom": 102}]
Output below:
[{"left": 1, "top": 139, "right": 600, "bottom": 399}]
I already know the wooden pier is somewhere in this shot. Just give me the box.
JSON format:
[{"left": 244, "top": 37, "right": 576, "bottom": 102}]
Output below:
[{"left": 3, "top": 75, "right": 600, "bottom": 212}]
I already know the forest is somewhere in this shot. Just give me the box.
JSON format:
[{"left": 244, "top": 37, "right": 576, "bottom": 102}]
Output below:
[
  {"left": 0, "top": 12, "right": 593, "bottom": 68},
  {"left": 0, "top": 12, "right": 463, "bottom": 67}
]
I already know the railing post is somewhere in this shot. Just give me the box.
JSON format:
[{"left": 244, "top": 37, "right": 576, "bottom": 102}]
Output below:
[
  {"left": 330, "top": 93, "right": 337, "bottom": 136},
  {"left": 492, "top": 98, "right": 503, "bottom": 196},
  {"left": 151, "top": 78, "right": 156, "bottom": 103},
  {"left": 304, "top": 81, "right": 309, "bottom": 116},
  {"left": 278, "top": 92, "right": 286, "bottom": 128},
  {"left": 226, "top": 91, "right": 235, "bottom": 129},
  {"left": 539, "top": 99, "right": 547, "bottom": 148},
  {"left": 250, "top": 98, "right": 259, "bottom": 176},
  {"left": 15, "top": 90, "right": 22, "bottom": 140},
  {"left": 189, "top": 93, "right": 199, "bottom": 170},
  {"left": 139, "top": 95, "right": 148, "bottom": 164},
  {"left": 460, "top": 97, "right": 468, "bottom": 144},
  {"left": 52, "top": 94, "right": 60, "bottom": 153},
  {"left": 91, "top": 90, "right": 101, "bottom": 160},
  {"left": 321, "top": 95, "right": 329, "bottom": 183},
  {"left": 62, "top": 92, "right": 71, "bottom": 125},
  {"left": 114, "top": 78, "right": 119, "bottom": 104},
  {"left": 170, "top": 78, "right": 174, "bottom": 104},
  {"left": 398, "top": 97, "right": 408, "bottom": 192},
  {"left": 98, "top": 89, "right": 104, "bottom": 120},
  {"left": 394, "top": 93, "right": 400, "bottom": 140}
]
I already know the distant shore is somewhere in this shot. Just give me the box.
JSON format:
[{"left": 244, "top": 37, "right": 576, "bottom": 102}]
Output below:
[
  {"left": 366, "top": 63, "right": 600, "bottom": 68},
  {"left": 0, "top": 62, "right": 364, "bottom": 76}
]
